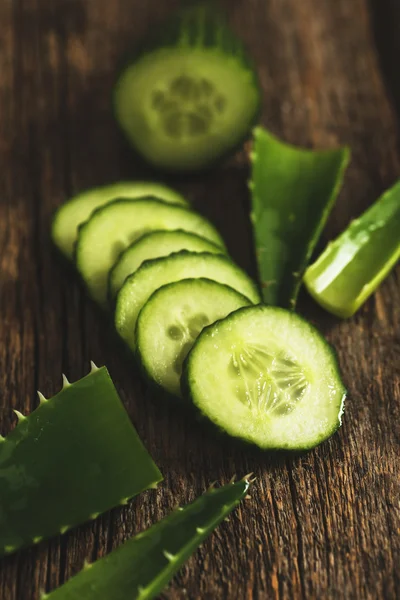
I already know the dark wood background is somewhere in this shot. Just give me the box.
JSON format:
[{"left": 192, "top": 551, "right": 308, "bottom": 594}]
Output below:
[{"left": 0, "top": 0, "right": 399, "bottom": 598}]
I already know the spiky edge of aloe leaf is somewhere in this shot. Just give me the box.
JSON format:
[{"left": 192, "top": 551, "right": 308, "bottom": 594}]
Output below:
[
  {"left": 43, "top": 477, "right": 252, "bottom": 600},
  {"left": 249, "top": 126, "right": 350, "bottom": 309},
  {"left": 0, "top": 363, "right": 162, "bottom": 557}
]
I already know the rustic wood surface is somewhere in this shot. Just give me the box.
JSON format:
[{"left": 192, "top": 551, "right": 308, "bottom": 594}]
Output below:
[{"left": 0, "top": 0, "right": 399, "bottom": 598}]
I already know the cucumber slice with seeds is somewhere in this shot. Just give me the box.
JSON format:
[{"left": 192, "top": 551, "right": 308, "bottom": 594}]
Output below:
[
  {"left": 76, "top": 199, "right": 225, "bottom": 307},
  {"left": 52, "top": 181, "right": 188, "bottom": 259},
  {"left": 113, "top": 3, "right": 261, "bottom": 171},
  {"left": 136, "top": 278, "right": 252, "bottom": 397},
  {"left": 109, "top": 229, "right": 225, "bottom": 300},
  {"left": 182, "top": 305, "right": 346, "bottom": 450},
  {"left": 115, "top": 251, "right": 261, "bottom": 350}
]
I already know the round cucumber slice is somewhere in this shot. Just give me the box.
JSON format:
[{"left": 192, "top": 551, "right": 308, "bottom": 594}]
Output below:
[
  {"left": 52, "top": 181, "right": 188, "bottom": 259},
  {"left": 76, "top": 199, "right": 225, "bottom": 307},
  {"left": 113, "top": 4, "right": 260, "bottom": 171},
  {"left": 115, "top": 251, "right": 261, "bottom": 350},
  {"left": 109, "top": 229, "right": 225, "bottom": 300},
  {"left": 182, "top": 306, "right": 346, "bottom": 451},
  {"left": 136, "top": 278, "right": 252, "bottom": 397}
]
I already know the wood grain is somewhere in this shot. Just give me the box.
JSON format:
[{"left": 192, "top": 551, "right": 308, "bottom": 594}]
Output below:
[{"left": 0, "top": 0, "right": 399, "bottom": 598}]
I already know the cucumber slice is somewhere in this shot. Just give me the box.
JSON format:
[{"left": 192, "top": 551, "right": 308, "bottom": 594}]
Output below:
[
  {"left": 52, "top": 181, "right": 188, "bottom": 259},
  {"left": 115, "top": 251, "right": 261, "bottom": 350},
  {"left": 136, "top": 278, "right": 252, "bottom": 397},
  {"left": 182, "top": 305, "right": 346, "bottom": 450},
  {"left": 113, "top": 3, "right": 261, "bottom": 171},
  {"left": 109, "top": 229, "right": 225, "bottom": 300},
  {"left": 76, "top": 199, "right": 225, "bottom": 307}
]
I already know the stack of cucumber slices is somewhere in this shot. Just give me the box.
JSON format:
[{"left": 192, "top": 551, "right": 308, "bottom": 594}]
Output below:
[{"left": 52, "top": 180, "right": 346, "bottom": 451}]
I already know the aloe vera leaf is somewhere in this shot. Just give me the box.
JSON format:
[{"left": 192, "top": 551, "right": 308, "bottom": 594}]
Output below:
[
  {"left": 304, "top": 179, "right": 400, "bottom": 318},
  {"left": 250, "top": 127, "right": 350, "bottom": 308},
  {"left": 44, "top": 478, "right": 251, "bottom": 600},
  {"left": 0, "top": 364, "right": 162, "bottom": 557}
]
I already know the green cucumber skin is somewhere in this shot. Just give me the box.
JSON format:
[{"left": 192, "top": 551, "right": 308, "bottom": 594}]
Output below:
[
  {"left": 76, "top": 199, "right": 226, "bottom": 307},
  {"left": 250, "top": 127, "right": 350, "bottom": 309},
  {"left": 113, "top": 3, "right": 261, "bottom": 172},
  {"left": 135, "top": 278, "right": 252, "bottom": 400},
  {"left": 45, "top": 478, "right": 250, "bottom": 600},
  {"left": 115, "top": 250, "right": 262, "bottom": 351},
  {"left": 181, "top": 305, "right": 346, "bottom": 452},
  {"left": 52, "top": 182, "right": 188, "bottom": 260},
  {"left": 304, "top": 179, "right": 400, "bottom": 318},
  {"left": 108, "top": 229, "right": 226, "bottom": 303}
]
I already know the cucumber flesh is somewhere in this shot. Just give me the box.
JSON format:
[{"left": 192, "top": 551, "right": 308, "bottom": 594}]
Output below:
[
  {"left": 109, "top": 229, "right": 225, "bottom": 299},
  {"left": 182, "top": 305, "right": 346, "bottom": 450},
  {"left": 136, "top": 278, "right": 252, "bottom": 397},
  {"left": 52, "top": 182, "right": 188, "bottom": 259},
  {"left": 115, "top": 251, "right": 261, "bottom": 350},
  {"left": 113, "top": 4, "right": 260, "bottom": 171},
  {"left": 76, "top": 199, "right": 225, "bottom": 307}
]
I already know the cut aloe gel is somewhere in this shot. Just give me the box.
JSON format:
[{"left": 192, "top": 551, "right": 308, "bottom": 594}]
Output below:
[
  {"left": 113, "top": 3, "right": 261, "bottom": 171},
  {"left": 115, "top": 251, "right": 261, "bottom": 351},
  {"left": 109, "top": 229, "right": 225, "bottom": 300},
  {"left": 250, "top": 127, "right": 350, "bottom": 308},
  {"left": 182, "top": 306, "right": 346, "bottom": 451},
  {"left": 45, "top": 478, "right": 251, "bottom": 600},
  {"left": 0, "top": 365, "right": 162, "bottom": 557},
  {"left": 52, "top": 181, "right": 188, "bottom": 259},
  {"left": 136, "top": 279, "right": 252, "bottom": 396},
  {"left": 304, "top": 179, "right": 400, "bottom": 318}
]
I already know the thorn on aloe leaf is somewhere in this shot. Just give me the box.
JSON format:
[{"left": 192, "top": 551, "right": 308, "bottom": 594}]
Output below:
[
  {"left": 242, "top": 472, "right": 254, "bottom": 482},
  {"left": 207, "top": 480, "right": 217, "bottom": 492},
  {"left": 163, "top": 550, "right": 176, "bottom": 563},
  {"left": 89, "top": 512, "right": 100, "bottom": 521},
  {"left": 59, "top": 525, "right": 70, "bottom": 534},
  {"left": 33, "top": 536, "right": 43, "bottom": 544},
  {"left": 148, "top": 482, "right": 158, "bottom": 490},
  {"left": 62, "top": 374, "right": 71, "bottom": 389},
  {"left": 229, "top": 474, "right": 237, "bottom": 484},
  {"left": 83, "top": 559, "right": 92, "bottom": 570},
  {"left": 37, "top": 391, "right": 47, "bottom": 404},
  {"left": 13, "top": 410, "right": 26, "bottom": 423},
  {"left": 196, "top": 527, "right": 205, "bottom": 534},
  {"left": 90, "top": 360, "right": 99, "bottom": 373}
]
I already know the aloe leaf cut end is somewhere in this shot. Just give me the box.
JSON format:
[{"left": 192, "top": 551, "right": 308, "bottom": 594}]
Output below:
[
  {"left": 250, "top": 127, "right": 350, "bottom": 309},
  {"left": 304, "top": 178, "right": 400, "bottom": 317},
  {"left": 45, "top": 478, "right": 251, "bottom": 600},
  {"left": 0, "top": 365, "right": 162, "bottom": 557}
]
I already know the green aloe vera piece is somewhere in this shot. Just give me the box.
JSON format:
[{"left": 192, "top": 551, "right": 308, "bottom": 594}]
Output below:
[
  {"left": 0, "top": 364, "right": 162, "bottom": 557},
  {"left": 44, "top": 478, "right": 251, "bottom": 600},
  {"left": 304, "top": 179, "right": 400, "bottom": 318},
  {"left": 250, "top": 127, "right": 350, "bottom": 308}
]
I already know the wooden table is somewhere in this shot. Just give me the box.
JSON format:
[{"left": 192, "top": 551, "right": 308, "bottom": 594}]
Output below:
[{"left": 0, "top": 1, "right": 399, "bottom": 598}]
